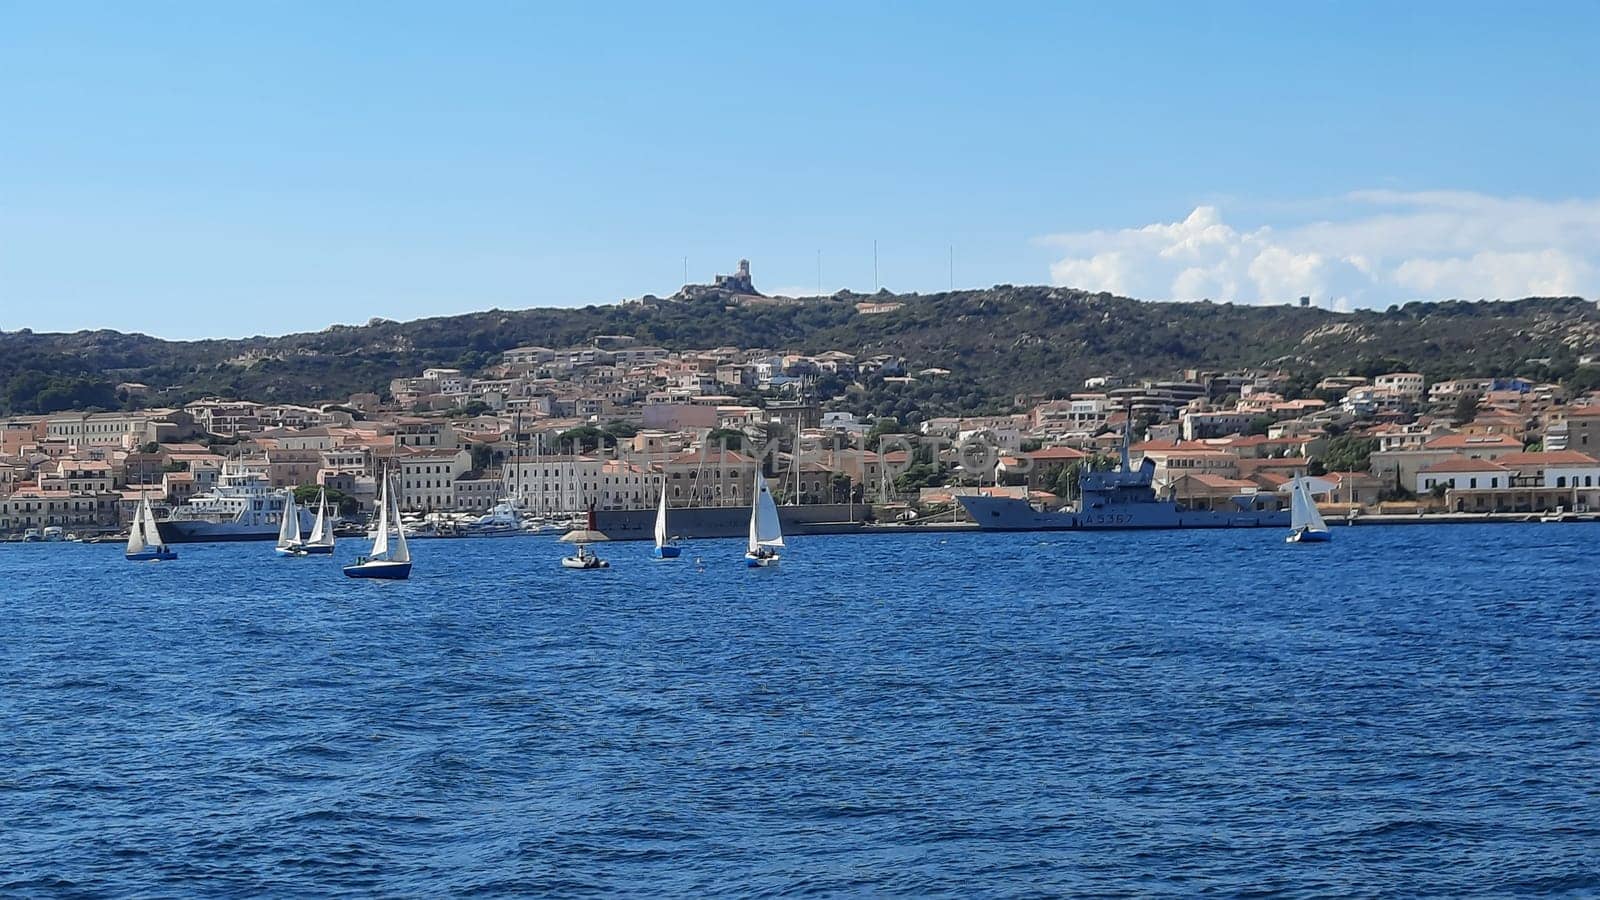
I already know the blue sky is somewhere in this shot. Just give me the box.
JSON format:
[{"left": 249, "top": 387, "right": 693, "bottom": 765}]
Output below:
[{"left": 2, "top": 2, "right": 1596, "bottom": 338}]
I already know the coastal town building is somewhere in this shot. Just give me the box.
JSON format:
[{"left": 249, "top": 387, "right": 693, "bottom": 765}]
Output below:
[{"left": 3, "top": 324, "right": 1597, "bottom": 538}]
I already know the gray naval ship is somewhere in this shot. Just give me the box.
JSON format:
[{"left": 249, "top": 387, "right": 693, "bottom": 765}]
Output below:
[{"left": 957, "top": 436, "right": 1290, "bottom": 531}]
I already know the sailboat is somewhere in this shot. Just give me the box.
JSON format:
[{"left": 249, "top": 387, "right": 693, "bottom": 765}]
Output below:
[
  {"left": 745, "top": 469, "right": 784, "bottom": 567},
  {"left": 1285, "top": 476, "right": 1331, "bottom": 543},
  {"left": 125, "top": 494, "right": 178, "bottom": 561},
  {"left": 275, "top": 489, "right": 306, "bottom": 556},
  {"left": 343, "top": 476, "right": 412, "bottom": 579},
  {"left": 652, "top": 488, "right": 681, "bottom": 559},
  {"left": 301, "top": 488, "right": 336, "bottom": 554}
]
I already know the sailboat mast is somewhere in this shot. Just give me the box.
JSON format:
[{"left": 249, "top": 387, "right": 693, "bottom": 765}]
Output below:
[{"left": 792, "top": 431, "right": 800, "bottom": 506}]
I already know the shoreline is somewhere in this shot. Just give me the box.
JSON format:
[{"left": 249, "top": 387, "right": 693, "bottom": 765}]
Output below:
[{"left": 3, "top": 510, "right": 1594, "bottom": 545}]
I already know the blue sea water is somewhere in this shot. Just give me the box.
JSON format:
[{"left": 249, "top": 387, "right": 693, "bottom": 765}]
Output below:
[{"left": 2, "top": 524, "right": 1598, "bottom": 897}]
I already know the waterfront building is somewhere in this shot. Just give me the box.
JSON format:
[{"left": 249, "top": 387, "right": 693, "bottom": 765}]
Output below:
[
  {"left": 1423, "top": 451, "right": 1600, "bottom": 513},
  {"left": 384, "top": 447, "right": 472, "bottom": 511}
]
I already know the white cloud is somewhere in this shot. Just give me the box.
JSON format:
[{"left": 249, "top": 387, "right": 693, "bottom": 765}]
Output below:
[{"left": 1041, "top": 191, "right": 1600, "bottom": 308}]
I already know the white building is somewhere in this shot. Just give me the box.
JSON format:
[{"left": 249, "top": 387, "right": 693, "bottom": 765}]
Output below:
[
  {"left": 388, "top": 448, "right": 472, "bottom": 511},
  {"left": 1374, "top": 372, "right": 1425, "bottom": 398},
  {"left": 1182, "top": 410, "right": 1253, "bottom": 440},
  {"left": 45, "top": 412, "right": 155, "bottom": 448},
  {"left": 503, "top": 346, "right": 555, "bottom": 367},
  {"left": 504, "top": 456, "right": 665, "bottom": 512}
]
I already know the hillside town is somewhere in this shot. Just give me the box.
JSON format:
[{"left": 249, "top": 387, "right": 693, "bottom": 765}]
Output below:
[{"left": 4, "top": 326, "right": 1600, "bottom": 537}]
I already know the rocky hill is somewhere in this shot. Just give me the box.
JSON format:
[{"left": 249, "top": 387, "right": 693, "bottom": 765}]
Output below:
[{"left": 3, "top": 287, "right": 1599, "bottom": 417}]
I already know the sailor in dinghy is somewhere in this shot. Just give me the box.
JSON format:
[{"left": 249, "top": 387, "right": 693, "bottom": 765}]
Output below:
[
  {"left": 652, "top": 487, "right": 681, "bottom": 559},
  {"left": 1285, "top": 476, "right": 1332, "bottom": 543},
  {"left": 745, "top": 469, "right": 784, "bottom": 567}
]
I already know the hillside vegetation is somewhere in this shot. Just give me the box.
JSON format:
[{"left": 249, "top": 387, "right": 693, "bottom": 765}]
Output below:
[{"left": 4, "top": 287, "right": 1599, "bottom": 417}]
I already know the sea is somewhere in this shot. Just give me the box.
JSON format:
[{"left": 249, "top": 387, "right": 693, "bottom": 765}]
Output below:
[{"left": 2, "top": 524, "right": 1597, "bottom": 897}]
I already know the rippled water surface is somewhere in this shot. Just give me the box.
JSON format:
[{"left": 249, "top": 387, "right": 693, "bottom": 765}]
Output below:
[{"left": 3, "top": 524, "right": 1598, "bottom": 896}]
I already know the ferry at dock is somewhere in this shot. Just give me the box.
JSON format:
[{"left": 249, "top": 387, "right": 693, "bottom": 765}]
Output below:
[{"left": 157, "top": 464, "right": 311, "bottom": 543}]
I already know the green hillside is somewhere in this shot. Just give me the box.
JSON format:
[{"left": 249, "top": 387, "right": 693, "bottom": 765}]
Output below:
[{"left": 3, "top": 287, "right": 1598, "bottom": 418}]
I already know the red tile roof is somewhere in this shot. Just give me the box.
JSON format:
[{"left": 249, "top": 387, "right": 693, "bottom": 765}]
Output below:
[
  {"left": 1131, "top": 440, "right": 1212, "bottom": 453},
  {"left": 1419, "top": 458, "right": 1510, "bottom": 474},
  {"left": 1494, "top": 451, "right": 1599, "bottom": 467},
  {"left": 1174, "top": 473, "right": 1260, "bottom": 491},
  {"left": 1026, "top": 446, "right": 1089, "bottom": 461},
  {"left": 1240, "top": 457, "right": 1310, "bottom": 469},
  {"left": 1422, "top": 433, "right": 1522, "bottom": 450}
]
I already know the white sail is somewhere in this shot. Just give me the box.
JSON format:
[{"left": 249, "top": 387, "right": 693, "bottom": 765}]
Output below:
[
  {"left": 747, "top": 486, "right": 761, "bottom": 554},
  {"left": 308, "top": 489, "right": 328, "bottom": 545},
  {"left": 390, "top": 479, "right": 411, "bottom": 563},
  {"left": 654, "top": 488, "right": 669, "bottom": 549},
  {"left": 1290, "top": 478, "right": 1328, "bottom": 532},
  {"left": 141, "top": 496, "right": 164, "bottom": 549},
  {"left": 750, "top": 469, "right": 784, "bottom": 549},
  {"left": 369, "top": 478, "right": 390, "bottom": 559},
  {"left": 126, "top": 496, "right": 150, "bottom": 556},
  {"left": 277, "top": 490, "right": 301, "bottom": 549}
]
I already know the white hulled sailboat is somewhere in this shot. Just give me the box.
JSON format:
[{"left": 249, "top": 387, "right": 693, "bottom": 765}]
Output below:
[
  {"left": 125, "top": 494, "right": 177, "bottom": 561},
  {"left": 745, "top": 469, "right": 784, "bottom": 567},
  {"left": 1285, "top": 477, "right": 1331, "bottom": 543},
  {"left": 343, "top": 476, "right": 412, "bottom": 579}
]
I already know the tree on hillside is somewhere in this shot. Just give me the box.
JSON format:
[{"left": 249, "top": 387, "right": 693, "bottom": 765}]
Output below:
[
  {"left": 292, "top": 484, "right": 360, "bottom": 517},
  {"left": 1321, "top": 435, "right": 1376, "bottom": 473},
  {"left": 558, "top": 425, "right": 612, "bottom": 454},
  {"left": 1248, "top": 415, "right": 1275, "bottom": 436},
  {"left": 1452, "top": 392, "right": 1481, "bottom": 425},
  {"left": 602, "top": 420, "right": 638, "bottom": 439},
  {"left": 865, "top": 417, "right": 907, "bottom": 450},
  {"left": 893, "top": 460, "right": 946, "bottom": 493},
  {"left": 2, "top": 373, "right": 119, "bottom": 415}
]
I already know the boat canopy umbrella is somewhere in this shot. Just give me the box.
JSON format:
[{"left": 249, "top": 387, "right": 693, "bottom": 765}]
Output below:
[{"left": 560, "top": 529, "right": 610, "bottom": 544}]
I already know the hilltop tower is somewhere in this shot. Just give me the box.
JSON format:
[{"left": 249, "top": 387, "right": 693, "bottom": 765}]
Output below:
[{"left": 714, "top": 258, "right": 756, "bottom": 294}]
